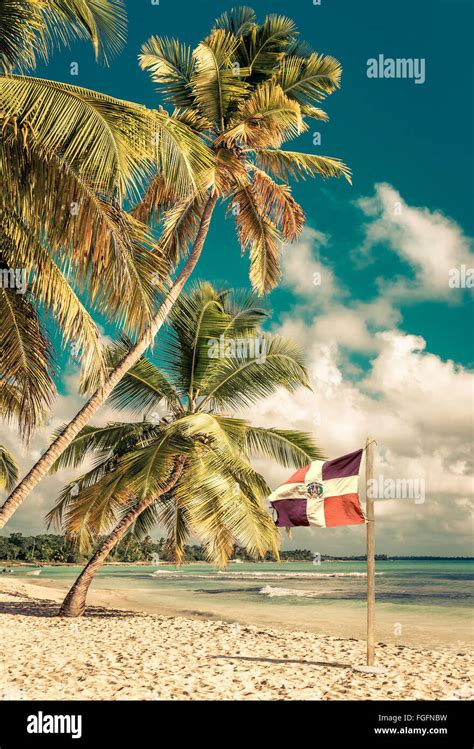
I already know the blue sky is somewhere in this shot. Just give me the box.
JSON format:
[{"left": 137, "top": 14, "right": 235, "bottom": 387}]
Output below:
[{"left": 2, "top": 1, "right": 473, "bottom": 554}]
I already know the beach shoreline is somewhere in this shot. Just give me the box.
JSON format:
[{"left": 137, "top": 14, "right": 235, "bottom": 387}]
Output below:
[
  {"left": 0, "top": 578, "right": 471, "bottom": 701},
  {"left": 5, "top": 564, "right": 472, "bottom": 651}
]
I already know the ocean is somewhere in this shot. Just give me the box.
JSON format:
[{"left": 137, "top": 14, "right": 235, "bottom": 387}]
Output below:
[{"left": 5, "top": 559, "right": 473, "bottom": 649}]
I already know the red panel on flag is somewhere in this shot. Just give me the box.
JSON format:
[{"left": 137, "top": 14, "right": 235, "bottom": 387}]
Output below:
[
  {"left": 283, "top": 464, "right": 310, "bottom": 485},
  {"left": 324, "top": 493, "right": 366, "bottom": 527}
]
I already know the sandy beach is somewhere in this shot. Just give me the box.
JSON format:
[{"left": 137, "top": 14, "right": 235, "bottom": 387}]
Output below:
[{"left": 0, "top": 578, "right": 471, "bottom": 701}]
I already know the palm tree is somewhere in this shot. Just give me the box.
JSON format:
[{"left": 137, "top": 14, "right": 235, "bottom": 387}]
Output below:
[
  {"left": 0, "top": 6, "right": 348, "bottom": 527},
  {"left": 47, "top": 283, "right": 323, "bottom": 616},
  {"left": 0, "top": 1, "right": 212, "bottom": 505}
]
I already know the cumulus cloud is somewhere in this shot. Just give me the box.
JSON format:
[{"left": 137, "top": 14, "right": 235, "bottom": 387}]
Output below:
[
  {"left": 356, "top": 183, "right": 474, "bottom": 300},
  {"left": 247, "top": 332, "right": 473, "bottom": 555},
  {"left": 279, "top": 227, "right": 344, "bottom": 305},
  {"left": 278, "top": 183, "right": 473, "bottom": 358}
]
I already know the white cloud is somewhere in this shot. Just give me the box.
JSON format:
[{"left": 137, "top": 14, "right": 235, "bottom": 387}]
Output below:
[
  {"left": 247, "top": 331, "right": 473, "bottom": 555},
  {"left": 357, "top": 183, "right": 474, "bottom": 300},
  {"left": 280, "top": 227, "right": 345, "bottom": 306}
]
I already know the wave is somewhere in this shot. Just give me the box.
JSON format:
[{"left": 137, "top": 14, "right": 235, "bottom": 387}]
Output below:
[
  {"left": 149, "top": 570, "right": 381, "bottom": 580},
  {"left": 259, "top": 585, "right": 325, "bottom": 598},
  {"left": 150, "top": 570, "right": 173, "bottom": 575}
]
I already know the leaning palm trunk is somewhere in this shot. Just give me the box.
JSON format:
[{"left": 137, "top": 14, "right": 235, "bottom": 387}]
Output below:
[
  {"left": 0, "top": 194, "right": 217, "bottom": 529},
  {"left": 59, "top": 458, "right": 186, "bottom": 617}
]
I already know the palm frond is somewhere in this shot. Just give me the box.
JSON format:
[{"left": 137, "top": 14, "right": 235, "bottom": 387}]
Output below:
[
  {"left": 276, "top": 52, "right": 342, "bottom": 105},
  {"left": 244, "top": 427, "right": 324, "bottom": 467},
  {"left": 158, "top": 194, "right": 207, "bottom": 264},
  {"left": 253, "top": 148, "right": 352, "bottom": 184},
  {"left": 46, "top": 461, "right": 116, "bottom": 530},
  {"left": 204, "top": 438, "right": 271, "bottom": 499},
  {"left": 163, "top": 282, "right": 270, "bottom": 397},
  {"left": 131, "top": 174, "right": 170, "bottom": 225},
  {"left": 191, "top": 29, "right": 249, "bottom": 127},
  {"left": 0, "top": 286, "right": 55, "bottom": 440},
  {"left": 1, "top": 207, "right": 105, "bottom": 386},
  {"left": 0, "top": 0, "right": 127, "bottom": 72},
  {"left": 50, "top": 469, "right": 132, "bottom": 551},
  {"left": 0, "top": 74, "right": 155, "bottom": 197},
  {"left": 139, "top": 36, "right": 195, "bottom": 109},
  {"left": 2, "top": 154, "right": 167, "bottom": 338},
  {"left": 55, "top": 0, "right": 128, "bottom": 65},
  {"left": 170, "top": 413, "right": 246, "bottom": 456},
  {"left": 107, "top": 343, "right": 182, "bottom": 415},
  {"left": 0, "top": 0, "right": 46, "bottom": 72},
  {"left": 156, "top": 492, "right": 191, "bottom": 565},
  {"left": 175, "top": 452, "right": 278, "bottom": 566},
  {"left": 0, "top": 445, "right": 19, "bottom": 491},
  {"left": 129, "top": 501, "right": 161, "bottom": 540},
  {"left": 300, "top": 104, "right": 329, "bottom": 121},
  {"left": 49, "top": 422, "right": 148, "bottom": 474},
  {"left": 0, "top": 75, "right": 213, "bottom": 201},
  {"left": 214, "top": 6, "right": 257, "bottom": 36},
  {"left": 151, "top": 110, "right": 215, "bottom": 199},
  {"left": 214, "top": 146, "right": 249, "bottom": 195},
  {"left": 246, "top": 14, "right": 297, "bottom": 75},
  {"left": 251, "top": 167, "right": 304, "bottom": 241},
  {"left": 199, "top": 334, "right": 309, "bottom": 411},
  {"left": 118, "top": 431, "right": 192, "bottom": 501},
  {"left": 230, "top": 183, "right": 283, "bottom": 294}
]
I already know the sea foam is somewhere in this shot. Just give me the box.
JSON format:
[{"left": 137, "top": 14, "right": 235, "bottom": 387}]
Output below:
[{"left": 149, "top": 570, "right": 381, "bottom": 580}]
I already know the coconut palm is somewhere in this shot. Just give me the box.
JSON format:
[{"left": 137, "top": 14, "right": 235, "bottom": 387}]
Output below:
[
  {"left": 0, "top": 2, "right": 212, "bottom": 493},
  {"left": 0, "top": 6, "right": 347, "bottom": 527},
  {"left": 47, "top": 283, "right": 323, "bottom": 616}
]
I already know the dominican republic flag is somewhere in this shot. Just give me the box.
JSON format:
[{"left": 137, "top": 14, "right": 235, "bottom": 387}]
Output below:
[{"left": 269, "top": 449, "right": 366, "bottom": 528}]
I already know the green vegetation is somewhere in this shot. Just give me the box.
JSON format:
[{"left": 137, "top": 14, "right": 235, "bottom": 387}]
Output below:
[
  {"left": 2, "top": 534, "right": 471, "bottom": 564},
  {"left": 0, "top": 533, "right": 81, "bottom": 563}
]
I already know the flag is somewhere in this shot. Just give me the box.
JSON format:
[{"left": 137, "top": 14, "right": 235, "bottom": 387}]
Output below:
[{"left": 269, "top": 448, "right": 366, "bottom": 528}]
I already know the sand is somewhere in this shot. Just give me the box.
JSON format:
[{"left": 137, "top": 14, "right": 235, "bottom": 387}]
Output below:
[{"left": 0, "top": 578, "right": 472, "bottom": 701}]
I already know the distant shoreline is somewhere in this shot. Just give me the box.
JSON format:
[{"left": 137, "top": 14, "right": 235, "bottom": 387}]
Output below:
[{"left": 1, "top": 556, "right": 473, "bottom": 567}]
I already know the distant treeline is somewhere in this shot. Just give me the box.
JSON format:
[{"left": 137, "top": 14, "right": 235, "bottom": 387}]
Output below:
[{"left": 0, "top": 534, "right": 472, "bottom": 564}]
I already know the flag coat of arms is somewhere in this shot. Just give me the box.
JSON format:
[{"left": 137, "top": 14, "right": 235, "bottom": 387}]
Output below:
[{"left": 269, "top": 449, "right": 366, "bottom": 528}]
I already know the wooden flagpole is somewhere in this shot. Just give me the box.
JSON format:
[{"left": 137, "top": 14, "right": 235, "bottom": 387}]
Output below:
[{"left": 365, "top": 436, "right": 375, "bottom": 666}]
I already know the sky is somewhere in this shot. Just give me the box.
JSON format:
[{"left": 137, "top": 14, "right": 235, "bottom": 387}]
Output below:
[{"left": 1, "top": 0, "right": 473, "bottom": 555}]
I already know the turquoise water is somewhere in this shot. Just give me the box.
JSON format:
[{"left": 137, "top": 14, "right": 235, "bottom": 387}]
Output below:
[{"left": 5, "top": 560, "right": 473, "bottom": 647}]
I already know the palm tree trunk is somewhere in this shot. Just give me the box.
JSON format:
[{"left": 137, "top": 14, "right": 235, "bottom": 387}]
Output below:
[
  {"left": 0, "top": 194, "right": 218, "bottom": 529},
  {"left": 59, "top": 458, "right": 186, "bottom": 617}
]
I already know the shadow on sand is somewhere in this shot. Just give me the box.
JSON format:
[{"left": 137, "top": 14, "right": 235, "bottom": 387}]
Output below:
[
  {"left": 0, "top": 595, "right": 138, "bottom": 619},
  {"left": 212, "top": 654, "right": 350, "bottom": 669}
]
